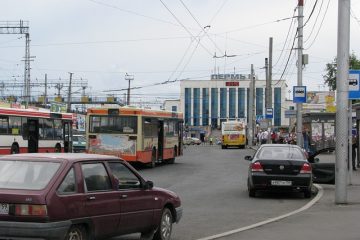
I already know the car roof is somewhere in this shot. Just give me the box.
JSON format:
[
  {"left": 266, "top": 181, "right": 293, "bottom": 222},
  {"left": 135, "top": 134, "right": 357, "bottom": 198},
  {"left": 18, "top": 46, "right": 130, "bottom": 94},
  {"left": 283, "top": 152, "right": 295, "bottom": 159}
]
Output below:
[{"left": 0, "top": 153, "right": 122, "bottom": 163}]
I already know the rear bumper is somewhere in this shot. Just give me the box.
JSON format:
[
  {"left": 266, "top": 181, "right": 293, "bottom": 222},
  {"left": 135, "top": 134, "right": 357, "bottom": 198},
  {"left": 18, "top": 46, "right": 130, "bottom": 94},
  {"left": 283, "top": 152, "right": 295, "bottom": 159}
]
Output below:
[
  {"left": 250, "top": 173, "right": 312, "bottom": 190},
  {"left": 0, "top": 220, "right": 71, "bottom": 240}
]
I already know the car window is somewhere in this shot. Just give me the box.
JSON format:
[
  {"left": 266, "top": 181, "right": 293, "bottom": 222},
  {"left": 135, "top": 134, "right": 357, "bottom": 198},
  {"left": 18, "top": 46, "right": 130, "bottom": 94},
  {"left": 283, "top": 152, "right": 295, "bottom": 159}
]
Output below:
[
  {"left": 57, "top": 168, "right": 76, "bottom": 194},
  {"left": 0, "top": 160, "right": 60, "bottom": 190},
  {"left": 82, "top": 163, "right": 112, "bottom": 192},
  {"left": 108, "top": 162, "right": 141, "bottom": 190},
  {"left": 257, "top": 147, "right": 305, "bottom": 160}
]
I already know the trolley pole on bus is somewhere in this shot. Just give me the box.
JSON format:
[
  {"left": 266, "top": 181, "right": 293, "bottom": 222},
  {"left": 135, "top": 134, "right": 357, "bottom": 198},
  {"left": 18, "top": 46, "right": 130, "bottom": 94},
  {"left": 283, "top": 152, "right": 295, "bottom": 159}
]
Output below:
[{"left": 67, "top": 72, "right": 73, "bottom": 113}]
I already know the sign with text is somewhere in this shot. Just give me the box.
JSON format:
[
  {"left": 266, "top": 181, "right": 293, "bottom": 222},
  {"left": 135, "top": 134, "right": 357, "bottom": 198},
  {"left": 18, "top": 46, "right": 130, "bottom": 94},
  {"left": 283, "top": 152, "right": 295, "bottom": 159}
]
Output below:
[
  {"left": 293, "top": 86, "right": 307, "bottom": 103},
  {"left": 225, "top": 81, "right": 240, "bottom": 86},
  {"left": 349, "top": 70, "right": 360, "bottom": 99},
  {"left": 265, "top": 108, "right": 273, "bottom": 119}
]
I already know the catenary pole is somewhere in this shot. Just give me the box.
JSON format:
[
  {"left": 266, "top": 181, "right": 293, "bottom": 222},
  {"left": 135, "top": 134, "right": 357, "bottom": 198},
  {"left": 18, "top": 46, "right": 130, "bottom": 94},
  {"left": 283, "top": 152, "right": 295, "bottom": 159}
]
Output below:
[
  {"left": 335, "top": 0, "right": 350, "bottom": 204},
  {"left": 296, "top": 0, "right": 304, "bottom": 148},
  {"left": 248, "top": 64, "right": 255, "bottom": 146}
]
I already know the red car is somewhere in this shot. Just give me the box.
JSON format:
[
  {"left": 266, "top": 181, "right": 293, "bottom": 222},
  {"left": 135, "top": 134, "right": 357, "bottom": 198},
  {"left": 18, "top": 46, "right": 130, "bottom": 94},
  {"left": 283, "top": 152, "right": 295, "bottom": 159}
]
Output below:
[{"left": 0, "top": 153, "right": 182, "bottom": 240}]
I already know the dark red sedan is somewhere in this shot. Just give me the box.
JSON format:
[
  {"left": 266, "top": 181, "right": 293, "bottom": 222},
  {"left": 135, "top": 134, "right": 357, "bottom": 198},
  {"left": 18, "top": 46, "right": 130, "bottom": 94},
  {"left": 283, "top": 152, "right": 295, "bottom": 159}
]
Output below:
[{"left": 0, "top": 153, "right": 182, "bottom": 240}]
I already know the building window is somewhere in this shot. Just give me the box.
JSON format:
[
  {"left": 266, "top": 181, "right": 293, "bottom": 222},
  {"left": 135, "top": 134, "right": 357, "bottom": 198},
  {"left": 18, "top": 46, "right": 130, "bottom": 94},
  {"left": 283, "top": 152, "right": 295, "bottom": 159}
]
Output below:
[
  {"left": 211, "top": 88, "right": 218, "bottom": 128},
  {"left": 171, "top": 106, "right": 177, "bottom": 112},
  {"left": 274, "top": 87, "right": 281, "bottom": 126},
  {"left": 220, "top": 88, "right": 227, "bottom": 119},
  {"left": 193, "top": 88, "right": 200, "bottom": 126},
  {"left": 256, "top": 88, "right": 264, "bottom": 117},
  {"left": 229, "top": 88, "right": 236, "bottom": 119},
  {"left": 238, "top": 88, "right": 245, "bottom": 118},
  {"left": 202, "top": 88, "right": 209, "bottom": 126},
  {"left": 185, "top": 88, "right": 191, "bottom": 125}
]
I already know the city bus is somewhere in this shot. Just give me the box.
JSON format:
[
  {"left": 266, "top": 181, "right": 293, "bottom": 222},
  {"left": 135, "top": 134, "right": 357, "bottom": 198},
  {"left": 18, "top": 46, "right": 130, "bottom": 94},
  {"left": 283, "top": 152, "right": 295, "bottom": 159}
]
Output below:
[
  {"left": 86, "top": 107, "right": 184, "bottom": 167},
  {"left": 221, "top": 120, "right": 247, "bottom": 149},
  {"left": 0, "top": 107, "right": 73, "bottom": 154}
]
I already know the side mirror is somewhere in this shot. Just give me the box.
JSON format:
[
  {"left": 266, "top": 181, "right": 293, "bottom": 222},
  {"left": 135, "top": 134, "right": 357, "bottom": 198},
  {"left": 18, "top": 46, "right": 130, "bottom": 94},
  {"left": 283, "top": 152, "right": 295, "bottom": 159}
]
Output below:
[
  {"left": 244, "top": 156, "right": 253, "bottom": 161},
  {"left": 144, "top": 180, "right": 154, "bottom": 190},
  {"left": 314, "top": 158, "right": 320, "bottom": 163}
]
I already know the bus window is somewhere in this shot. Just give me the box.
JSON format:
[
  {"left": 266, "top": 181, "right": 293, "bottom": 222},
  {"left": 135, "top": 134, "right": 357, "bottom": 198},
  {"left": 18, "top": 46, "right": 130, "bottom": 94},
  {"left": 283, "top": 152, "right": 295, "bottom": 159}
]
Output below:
[
  {"left": 54, "top": 120, "right": 62, "bottom": 139},
  {"left": 0, "top": 116, "right": 8, "bottom": 134},
  {"left": 90, "top": 116, "right": 101, "bottom": 133},
  {"left": 144, "top": 118, "right": 157, "bottom": 137},
  {"left": 43, "top": 119, "right": 54, "bottom": 140},
  {"left": 9, "top": 117, "right": 22, "bottom": 135}
]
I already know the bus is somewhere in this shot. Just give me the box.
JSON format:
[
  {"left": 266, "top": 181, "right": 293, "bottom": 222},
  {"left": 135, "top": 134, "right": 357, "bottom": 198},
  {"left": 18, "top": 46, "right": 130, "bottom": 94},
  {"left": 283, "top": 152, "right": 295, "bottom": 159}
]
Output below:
[
  {"left": 221, "top": 120, "right": 246, "bottom": 149},
  {"left": 86, "top": 107, "right": 183, "bottom": 167},
  {"left": 0, "top": 107, "right": 73, "bottom": 154}
]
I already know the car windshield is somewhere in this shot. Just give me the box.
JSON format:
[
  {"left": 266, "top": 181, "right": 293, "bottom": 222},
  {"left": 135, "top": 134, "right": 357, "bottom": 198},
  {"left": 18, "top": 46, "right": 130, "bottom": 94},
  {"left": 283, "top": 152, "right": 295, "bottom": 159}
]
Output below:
[
  {"left": 0, "top": 160, "right": 61, "bottom": 190},
  {"left": 257, "top": 147, "right": 305, "bottom": 160}
]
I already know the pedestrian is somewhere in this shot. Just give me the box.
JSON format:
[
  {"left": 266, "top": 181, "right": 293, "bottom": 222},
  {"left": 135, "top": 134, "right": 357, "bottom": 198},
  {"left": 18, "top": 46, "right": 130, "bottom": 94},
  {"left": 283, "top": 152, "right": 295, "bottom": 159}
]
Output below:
[
  {"left": 352, "top": 134, "right": 357, "bottom": 171},
  {"left": 260, "top": 130, "right": 268, "bottom": 145},
  {"left": 209, "top": 137, "right": 213, "bottom": 145}
]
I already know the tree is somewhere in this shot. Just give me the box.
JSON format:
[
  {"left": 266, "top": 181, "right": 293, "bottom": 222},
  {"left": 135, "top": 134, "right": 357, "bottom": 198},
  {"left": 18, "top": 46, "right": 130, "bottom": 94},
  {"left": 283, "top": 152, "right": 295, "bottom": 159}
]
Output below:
[{"left": 323, "top": 53, "right": 360, "bottom": 90}]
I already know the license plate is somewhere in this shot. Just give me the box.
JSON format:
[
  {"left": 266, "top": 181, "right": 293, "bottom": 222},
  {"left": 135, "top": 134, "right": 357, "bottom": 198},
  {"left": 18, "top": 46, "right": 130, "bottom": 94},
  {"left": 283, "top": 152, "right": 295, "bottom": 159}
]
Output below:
[
  {"left": 271, "top": 180, "right": 292, "bottom": 186},
  {"left": 0, "top": 203, "right": 8, "bottom": 215}
]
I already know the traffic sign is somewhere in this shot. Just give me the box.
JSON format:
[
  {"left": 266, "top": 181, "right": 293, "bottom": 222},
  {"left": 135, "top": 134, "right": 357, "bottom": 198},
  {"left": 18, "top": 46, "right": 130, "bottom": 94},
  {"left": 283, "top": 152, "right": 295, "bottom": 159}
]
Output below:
[
  {"left": 293, "top": 86, "right": 307, "bottom": 103},
  {"left": 285, "top": 110, "right": 297, "bottom": 118},
  {"left": 265, "top": 108, "right": 273, "bottom": 119},
  {"left": 349, "top": 70, "right": 360, "bottom": 99}
]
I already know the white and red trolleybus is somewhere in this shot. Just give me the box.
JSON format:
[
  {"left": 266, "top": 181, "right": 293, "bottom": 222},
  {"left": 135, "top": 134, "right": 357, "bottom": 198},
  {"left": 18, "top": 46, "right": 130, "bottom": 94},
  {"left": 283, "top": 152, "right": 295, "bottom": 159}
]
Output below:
[
  {"left": 86, "top": 107, "right": 184, "bottom": 167},
  {"left": 0, "top": 107, "right": 73, "bottom": 154}
]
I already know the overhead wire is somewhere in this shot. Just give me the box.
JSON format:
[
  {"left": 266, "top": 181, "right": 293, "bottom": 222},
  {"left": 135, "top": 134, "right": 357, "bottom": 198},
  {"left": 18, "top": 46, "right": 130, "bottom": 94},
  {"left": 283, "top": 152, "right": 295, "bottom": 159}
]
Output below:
[{"left": 304, "top": 0, "right": 324, "bottom": 44}]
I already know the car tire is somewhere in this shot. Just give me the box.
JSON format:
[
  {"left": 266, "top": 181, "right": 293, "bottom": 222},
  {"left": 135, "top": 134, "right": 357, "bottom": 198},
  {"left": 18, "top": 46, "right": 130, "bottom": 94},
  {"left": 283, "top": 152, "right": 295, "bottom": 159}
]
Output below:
[
  {"left": 64, "top": 225, "right": 87, "bottom": 240},
  {"left": 153, "top": 208, "right": 173, "bottom": 240},
  {"left": 304, "top": 189, "right": 312, "bottom": 198},
  {"left": 11, "top": 144, "right": 19, "bottom": 154},
  {"left": 248, "top": 179, "right": 256, "bottom": 198},
  {"left": 148, "top": 148, "right": 156, "bottom": 168}
]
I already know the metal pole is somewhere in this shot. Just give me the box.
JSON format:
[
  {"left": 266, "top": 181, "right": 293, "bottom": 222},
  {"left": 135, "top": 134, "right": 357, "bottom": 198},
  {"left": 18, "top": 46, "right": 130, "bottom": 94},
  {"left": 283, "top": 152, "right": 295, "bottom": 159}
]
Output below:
[
  {"left": 296, "top": 0, "right": 304, "bottom": 148},
  {"left": 44, "top": 74, "right": 47, "bottom": 105},
  {"left": 248, "top": 65, "right": 255, "bottom": 146},
  {"left": 125, "top": 74, "right": 134, "bottom": 105},
  {"left": 269, "top": 37, "right": 273, "bottom": 140},
  {"left": 349, "top": 100, "right": 353, "bottom": 184},
  {"left": 335, "top": 0, "right": 350, "bottom": 204},
  {"left": 67, "top": 72, "right": 73, "bottom": 113}
]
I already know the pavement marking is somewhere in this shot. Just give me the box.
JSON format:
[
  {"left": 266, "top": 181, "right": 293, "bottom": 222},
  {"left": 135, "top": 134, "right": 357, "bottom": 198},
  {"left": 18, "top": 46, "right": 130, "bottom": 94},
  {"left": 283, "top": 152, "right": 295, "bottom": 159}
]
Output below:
[{"left": 195, "top": 184, "right": 324, "bottom": 240}]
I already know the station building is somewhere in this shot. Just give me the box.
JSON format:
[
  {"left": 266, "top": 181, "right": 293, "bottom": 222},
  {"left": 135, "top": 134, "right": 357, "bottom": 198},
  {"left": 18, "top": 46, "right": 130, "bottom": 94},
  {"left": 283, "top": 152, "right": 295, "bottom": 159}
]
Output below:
[{"left": 179, "top": 74, "right": 288, "bottom": 129}]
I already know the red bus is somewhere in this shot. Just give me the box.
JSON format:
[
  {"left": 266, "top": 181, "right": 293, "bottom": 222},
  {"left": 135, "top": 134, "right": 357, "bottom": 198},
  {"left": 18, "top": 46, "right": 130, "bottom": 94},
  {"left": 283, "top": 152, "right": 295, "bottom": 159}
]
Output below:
[
  {"left": 86, "top": 107, "right": 183, "bottom": 167},
  {"left": 0, "top": 107, "right": 73, "bottom": 154}
]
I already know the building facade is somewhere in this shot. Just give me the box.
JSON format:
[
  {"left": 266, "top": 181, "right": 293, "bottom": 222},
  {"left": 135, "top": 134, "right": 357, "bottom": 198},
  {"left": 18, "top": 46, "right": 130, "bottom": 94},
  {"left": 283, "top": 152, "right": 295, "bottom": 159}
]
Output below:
[{"left": 180, "top": 74, "right": 287, "bottom": 128}]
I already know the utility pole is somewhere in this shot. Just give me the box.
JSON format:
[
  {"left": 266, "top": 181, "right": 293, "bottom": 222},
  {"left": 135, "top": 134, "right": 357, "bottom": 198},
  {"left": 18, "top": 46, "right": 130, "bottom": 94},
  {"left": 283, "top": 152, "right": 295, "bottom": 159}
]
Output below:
[
  {"left": 125, "top": 73, "right": 134, "bottom": 105},
  {"left": 248, "top": 64, "right": 255, "bottom": 146},
  {"left": 335, "top": 0, "right": 350, "bottom": 204},
  {"left": 265, "top": 57, "right": 271, "bottom": 144},
  {"left": 44, "top": 74, "right": 48, "bottom": 105},
  {"left": 296, "top": 0, "right": 304, "bottom": 148},
  {"left": 67, "top": 72, "right": 73, "bottom": 113}
]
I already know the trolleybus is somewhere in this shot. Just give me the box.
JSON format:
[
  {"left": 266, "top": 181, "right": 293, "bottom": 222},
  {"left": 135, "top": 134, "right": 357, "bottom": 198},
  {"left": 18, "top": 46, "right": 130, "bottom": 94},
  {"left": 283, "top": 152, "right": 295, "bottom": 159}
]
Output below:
[{"left": 86, "top": 107, "right": 183, "bottom": 167}]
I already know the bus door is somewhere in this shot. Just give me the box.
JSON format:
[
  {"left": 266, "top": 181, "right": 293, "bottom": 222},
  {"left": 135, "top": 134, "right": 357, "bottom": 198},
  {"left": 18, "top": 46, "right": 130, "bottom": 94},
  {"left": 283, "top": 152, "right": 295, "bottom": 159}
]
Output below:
[
  {"left": 157, "top": 121, "right": 164, "bottom": 160},
  {"left": 27, "top": 119, "right": 39, "bottom": 153},
  {"left": 63, "top": 121, "right": 72, "bottom": 153}
]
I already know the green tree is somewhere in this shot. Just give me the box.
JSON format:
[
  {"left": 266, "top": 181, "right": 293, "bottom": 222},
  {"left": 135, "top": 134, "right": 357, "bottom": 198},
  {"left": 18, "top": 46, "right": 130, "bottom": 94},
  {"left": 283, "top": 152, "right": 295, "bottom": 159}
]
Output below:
[{"left": 324, "top": 53, "right": 360, "bottom": 90}]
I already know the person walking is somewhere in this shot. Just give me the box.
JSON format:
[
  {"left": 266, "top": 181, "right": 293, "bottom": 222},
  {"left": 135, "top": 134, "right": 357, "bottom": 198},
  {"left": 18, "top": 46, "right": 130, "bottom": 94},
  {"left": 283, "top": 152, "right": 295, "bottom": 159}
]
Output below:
[{"left": 352, "top": 134, "right": 357, "bottom": 171}]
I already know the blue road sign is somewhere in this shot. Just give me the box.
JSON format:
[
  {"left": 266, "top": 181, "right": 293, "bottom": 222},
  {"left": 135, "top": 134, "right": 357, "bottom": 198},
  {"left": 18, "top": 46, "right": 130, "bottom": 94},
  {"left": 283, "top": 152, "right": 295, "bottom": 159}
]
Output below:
[
  {"left": 349, "top": 70, "right": 360, "bottom": 99},
  {"left": 265, "top": 108, "right": 273, "bottom": 119},
  {"left": 293, "top": 86, "right": 307, "bottom": 103}
]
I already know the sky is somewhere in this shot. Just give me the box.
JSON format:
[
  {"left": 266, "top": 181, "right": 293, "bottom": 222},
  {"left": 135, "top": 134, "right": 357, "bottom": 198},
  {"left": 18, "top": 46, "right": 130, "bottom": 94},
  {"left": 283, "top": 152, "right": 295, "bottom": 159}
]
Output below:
[{"left": 1, "top": 0, "right": 360, "bottom": 108}]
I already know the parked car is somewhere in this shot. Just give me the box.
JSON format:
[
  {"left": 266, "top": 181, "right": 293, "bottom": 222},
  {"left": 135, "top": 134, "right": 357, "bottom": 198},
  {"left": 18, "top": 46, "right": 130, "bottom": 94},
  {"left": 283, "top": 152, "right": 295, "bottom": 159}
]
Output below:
[
  {"left": 0, "top": 153, "right": 182, "bottom": 240},
  {"left": 245, "top": 144, "right": 313, "bottom": 198},
  {"left": 183, "top": 137, "right": 201, "bottom": 145},
  {"left": 72, "top": 134, "right": 86, "bottom": 153}
]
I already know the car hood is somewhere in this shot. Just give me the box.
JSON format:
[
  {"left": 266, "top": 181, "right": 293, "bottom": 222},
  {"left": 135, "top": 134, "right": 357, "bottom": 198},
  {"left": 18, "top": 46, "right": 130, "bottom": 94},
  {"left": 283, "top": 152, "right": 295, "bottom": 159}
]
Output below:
[{"left": 153, "top": 186, "right": 180, "bottom": 199}]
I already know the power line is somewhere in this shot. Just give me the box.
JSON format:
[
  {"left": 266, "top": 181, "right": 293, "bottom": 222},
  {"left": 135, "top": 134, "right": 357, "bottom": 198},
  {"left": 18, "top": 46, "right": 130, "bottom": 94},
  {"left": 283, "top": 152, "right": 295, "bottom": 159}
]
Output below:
[{"left": 304, "top": 0, "right": 325, "bottom": 44}]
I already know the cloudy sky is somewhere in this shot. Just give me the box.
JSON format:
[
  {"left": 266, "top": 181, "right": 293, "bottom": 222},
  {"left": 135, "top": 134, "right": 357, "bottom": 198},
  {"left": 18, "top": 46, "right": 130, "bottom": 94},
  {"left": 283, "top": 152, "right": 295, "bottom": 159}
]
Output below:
[{"left": 1, "top": 0, "right": 360, "bottom": 107}]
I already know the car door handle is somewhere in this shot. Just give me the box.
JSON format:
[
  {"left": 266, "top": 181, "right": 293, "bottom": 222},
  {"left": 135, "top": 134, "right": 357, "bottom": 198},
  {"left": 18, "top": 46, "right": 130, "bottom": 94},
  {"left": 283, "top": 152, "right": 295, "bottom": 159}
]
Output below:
[
  {"left": 87, "top": 196, "right": 96, "bottom": 200},
  {"left": 120, "top": 194, "right": 128, "bottom": 199}
]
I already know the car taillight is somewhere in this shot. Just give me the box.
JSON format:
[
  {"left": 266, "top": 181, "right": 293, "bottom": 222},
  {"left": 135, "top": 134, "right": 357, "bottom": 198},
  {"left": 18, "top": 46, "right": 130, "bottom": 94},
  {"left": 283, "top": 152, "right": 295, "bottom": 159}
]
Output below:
[
  {"left": 251, "top": 162, "right": 264, "bottom": 172},
  {"left": 15, "top": 204, "right": 48, "bottom": 216},
  {"left": 300, "top": 163, "right": 312, "bottom": 174}
]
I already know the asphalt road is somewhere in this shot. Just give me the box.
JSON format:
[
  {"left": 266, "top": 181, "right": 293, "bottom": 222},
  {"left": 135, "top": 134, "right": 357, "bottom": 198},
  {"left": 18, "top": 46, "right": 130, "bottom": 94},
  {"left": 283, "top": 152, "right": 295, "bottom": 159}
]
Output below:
[{"left": 112, "top": 144, "right": 314, "bottom": 240}]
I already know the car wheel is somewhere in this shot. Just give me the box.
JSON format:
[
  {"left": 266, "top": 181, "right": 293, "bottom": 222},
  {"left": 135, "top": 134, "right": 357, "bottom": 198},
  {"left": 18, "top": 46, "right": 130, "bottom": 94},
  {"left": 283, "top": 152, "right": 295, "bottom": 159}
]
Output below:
[
  {"left": 11, "top": 144, "right": 19, "bottom": 154},
  {"left": 153, "top": 208, "right": 173, "bottom": 240},
  {"left": 148, "top": 148, "right": 156, "bottom": 168},
  {"left": 304, "top": 189, "right": 312, "bottom": 198},
  {"left": 248, "top": 179, "right": 256, "bottom": 198},
  {"left": 64, "top": 225, "right": 87, "bottom": 240}
]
